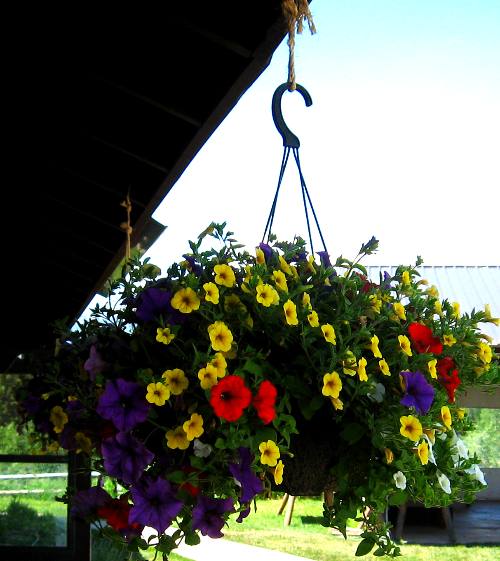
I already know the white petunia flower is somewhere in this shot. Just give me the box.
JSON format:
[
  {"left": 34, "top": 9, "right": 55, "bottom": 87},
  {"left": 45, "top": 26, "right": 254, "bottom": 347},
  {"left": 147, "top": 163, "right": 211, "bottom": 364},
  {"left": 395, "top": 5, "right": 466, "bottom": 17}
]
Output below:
[
  {"left": 422, "top": 434, "right": 436, "bottom": 464},
  {"left": 465, "top": 464, "right": 487, "bottom": 486},
  {"left": 436, "top": 470, "right": 451, "bottom": 494},
  {"left": 393, "top": 471, "right": 407, "bottom": 490},
  {"left": 193, "top": 439, "right": 212, "bottom": 458}
]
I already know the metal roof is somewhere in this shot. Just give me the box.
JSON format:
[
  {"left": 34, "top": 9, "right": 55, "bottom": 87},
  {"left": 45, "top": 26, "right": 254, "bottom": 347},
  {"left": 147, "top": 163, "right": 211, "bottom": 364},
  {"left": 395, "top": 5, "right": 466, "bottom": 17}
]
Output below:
[{"left": 366, "top": 266, "right": 500, "bottom": 344}]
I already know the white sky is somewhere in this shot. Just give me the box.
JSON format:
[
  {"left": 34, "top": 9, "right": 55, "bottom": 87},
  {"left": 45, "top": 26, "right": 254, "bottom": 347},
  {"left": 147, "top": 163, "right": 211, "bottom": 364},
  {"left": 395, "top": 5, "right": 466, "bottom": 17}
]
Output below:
[{"left": 144, "top": 0, "right": 500, "bottom": 270}]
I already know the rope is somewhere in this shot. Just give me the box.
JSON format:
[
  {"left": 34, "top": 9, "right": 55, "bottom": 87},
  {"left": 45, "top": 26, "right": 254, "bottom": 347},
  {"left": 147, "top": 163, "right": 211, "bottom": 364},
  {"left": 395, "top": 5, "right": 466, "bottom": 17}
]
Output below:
[
  {"left": 120, "top": 193, "right": 133, "bottom": 260},
  {"left": 281, "top": 0, "right": 316, "bottom": 91}
]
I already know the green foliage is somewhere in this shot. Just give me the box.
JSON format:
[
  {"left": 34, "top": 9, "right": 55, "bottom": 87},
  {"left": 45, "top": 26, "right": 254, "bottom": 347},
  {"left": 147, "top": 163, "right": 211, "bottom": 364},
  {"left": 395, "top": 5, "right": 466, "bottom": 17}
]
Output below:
[
  {"left": 462, "top": 408, "right": 500, "bottom": 467},
  {"left": 0, "top": 499, "right": 58, "bottom": 546}
]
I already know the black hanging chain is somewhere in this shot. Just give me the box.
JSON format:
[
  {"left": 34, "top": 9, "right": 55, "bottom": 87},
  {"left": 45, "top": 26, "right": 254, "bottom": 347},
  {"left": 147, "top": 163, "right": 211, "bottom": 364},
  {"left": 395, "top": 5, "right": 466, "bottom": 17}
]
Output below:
[{"left": 262, "top": 83, "right": 328, "bottom": 258}]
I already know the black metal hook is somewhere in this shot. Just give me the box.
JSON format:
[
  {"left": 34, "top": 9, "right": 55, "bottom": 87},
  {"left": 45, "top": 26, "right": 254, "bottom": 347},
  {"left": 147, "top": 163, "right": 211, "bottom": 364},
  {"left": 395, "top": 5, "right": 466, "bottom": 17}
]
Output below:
[{"left": 271, "top": 83, "right": 313, "bottom": 148}]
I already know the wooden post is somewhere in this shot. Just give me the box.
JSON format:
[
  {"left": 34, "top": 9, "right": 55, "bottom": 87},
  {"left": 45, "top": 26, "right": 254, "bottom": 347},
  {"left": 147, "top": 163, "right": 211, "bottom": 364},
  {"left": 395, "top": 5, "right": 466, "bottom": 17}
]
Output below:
[
  {"left": 277, "top": 493, "right": 290, "bottom": 515},
  {"left": 284, "top": 495, "right": 296, "bottom": 526}
]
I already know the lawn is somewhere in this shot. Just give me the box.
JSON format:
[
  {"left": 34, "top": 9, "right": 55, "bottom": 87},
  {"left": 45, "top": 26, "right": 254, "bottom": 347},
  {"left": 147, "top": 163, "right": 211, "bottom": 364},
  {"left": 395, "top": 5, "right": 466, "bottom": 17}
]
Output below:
[{"left": 224, "top": 496, "right": 500, "bottom": 561}]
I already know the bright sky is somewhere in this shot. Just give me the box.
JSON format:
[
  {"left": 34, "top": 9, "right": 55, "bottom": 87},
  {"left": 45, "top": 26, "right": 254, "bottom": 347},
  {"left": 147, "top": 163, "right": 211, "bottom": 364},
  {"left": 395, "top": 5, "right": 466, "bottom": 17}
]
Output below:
[{"left": 147, "top": 0, "right": 500, "bottom": 269}]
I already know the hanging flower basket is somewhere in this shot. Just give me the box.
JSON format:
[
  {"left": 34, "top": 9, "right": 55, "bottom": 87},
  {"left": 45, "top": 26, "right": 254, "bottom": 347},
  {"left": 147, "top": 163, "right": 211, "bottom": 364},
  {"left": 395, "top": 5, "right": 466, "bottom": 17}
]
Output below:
[{"left": 16, "top": 223, "right": 499, "bottom": 558}]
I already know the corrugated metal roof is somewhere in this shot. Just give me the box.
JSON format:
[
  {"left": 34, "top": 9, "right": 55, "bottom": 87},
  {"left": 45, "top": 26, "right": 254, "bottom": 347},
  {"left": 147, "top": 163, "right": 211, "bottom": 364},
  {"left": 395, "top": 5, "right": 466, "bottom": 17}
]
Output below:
[{"left": 365, "top": 266, "right": 500, "bottom": 344}]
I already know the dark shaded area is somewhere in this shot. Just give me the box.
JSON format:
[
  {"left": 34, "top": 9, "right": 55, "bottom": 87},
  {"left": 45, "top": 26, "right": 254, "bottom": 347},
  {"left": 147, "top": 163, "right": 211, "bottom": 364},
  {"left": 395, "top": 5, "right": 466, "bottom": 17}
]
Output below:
[{"left": 2, "top": 2, "right": 288, "bottom": 371}]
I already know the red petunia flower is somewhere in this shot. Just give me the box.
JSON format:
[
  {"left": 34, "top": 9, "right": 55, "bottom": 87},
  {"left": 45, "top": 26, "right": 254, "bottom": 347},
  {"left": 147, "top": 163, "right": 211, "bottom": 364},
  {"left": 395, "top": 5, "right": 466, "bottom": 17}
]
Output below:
[
  {"left": 210, "top": 375, "right": 252, "bottom": 422},
  {"left": 179, "top": 466, "right": 201, "bottom": 497},
  {"left": 408, "top": 322, "right": 443, "bottom": 355},
  {"left": 252, "top": 380, "right": 277, "bottom": 424},
  {"left": 437, "top": 357, "right": 461, "bottom": 402},
  {"left": 97, "top": 497, "right": 139, "bottom": 532}
]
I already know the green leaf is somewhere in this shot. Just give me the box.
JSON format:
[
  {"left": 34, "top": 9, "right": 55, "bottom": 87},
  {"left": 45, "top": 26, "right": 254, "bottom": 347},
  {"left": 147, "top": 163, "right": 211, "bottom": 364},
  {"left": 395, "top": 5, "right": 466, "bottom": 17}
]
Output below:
[
  {"left": 388, "top": 491, "right": 408, "bottom": 506},
  {"left": 299, "top": 394, "right": 324, "bottom": 420},
  {"left": 340, "top": 422, "right": 365, "bottom": 444},
  {"left": 184, "top": 531, "right": 201, "bottom": 546},
  {"left": 373, "top": 547, "right": 386, "bottom": 556},
  {"left": 355, "top": 538, "right": 375, "bottom": 556}
]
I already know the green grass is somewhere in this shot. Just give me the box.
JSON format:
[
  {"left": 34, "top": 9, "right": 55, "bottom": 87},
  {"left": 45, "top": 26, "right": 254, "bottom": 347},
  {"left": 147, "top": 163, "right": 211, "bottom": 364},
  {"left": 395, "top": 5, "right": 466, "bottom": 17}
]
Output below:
[{"left": 224, "top": 496, "right": 500, "bottom": 561}]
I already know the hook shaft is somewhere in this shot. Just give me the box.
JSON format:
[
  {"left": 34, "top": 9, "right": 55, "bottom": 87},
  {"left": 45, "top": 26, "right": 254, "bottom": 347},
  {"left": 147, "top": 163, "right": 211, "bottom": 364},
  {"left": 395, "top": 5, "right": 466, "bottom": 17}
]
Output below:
[{"left": 271, "top": 82, "right": 312, "bottom": 148}]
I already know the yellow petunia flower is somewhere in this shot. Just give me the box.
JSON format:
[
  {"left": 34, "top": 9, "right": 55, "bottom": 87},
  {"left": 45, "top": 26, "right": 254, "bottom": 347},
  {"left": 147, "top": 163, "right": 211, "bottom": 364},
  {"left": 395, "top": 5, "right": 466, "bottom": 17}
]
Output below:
[
  {"left": 50, "top": 406, "right": 68, "bottom": 434},
  {"left": 75, "top": 432, "right": 92, "bottom": 455},
  {"left": 256, "top": 284, "right": 279, "bottom": 307},
  {"left": 214, "top": 264, "right": 236, "bottom": 287},
  {"left": 434, "top": 301, "right": 443, "bottom": 316},
  {"left": 210, "top": 353, "right": 227, "bottom": 377},
  {"left": 302, "top": 292, "right": 312, "bottom": 310},
  {"left": 400, "top": 415, "right": 423, "bottom": 441},
  {"left": 417, "top": 441, "right": 429, "bottom": 465},
  {"left": 378, "top": 358, "right": 390, "bottom": 376},
  {"left": 171, "top": 287, "right": 200, "bottom": 314},
  {"left": 484, "top": 304, "right": 500, "bottom": 326},
  {"left": 273, "top": 270, "right": 288, "bottom": 292},
  {"left": 343, "top": 351, "right": 357, "bottom": 376},
  {"left": 330, "top": 397, "right": 344, "bottom": 410},
  {"left": 477, "top": 342, "right": 492, "bottom": 364},
  {"left": 165, "top": 426, "right": 190, "bottom": 450},
  {"left": 162, "top": 368, "right": 189, "bottom": 395},
  {"left": 370, "top": 335, "right": 382, "bottom": 358},
  {"left": 443, "top": 334, "right": 456, "bottom": 346},
  {"left": 183, "top": 413, "right": 204, "bottom": 441},
  {"left": 398, "top": 335, "right": 413, "bottom": 356},
  {"left": 452, "top": 302, "right": 461, "bottom": 318},
  {"left": 156, "top": 327, "right": 175, "bottom": 345},
  {"left": 369, "top": 295, "right": 382, "bottom": 314},
  {"left": 423, "top": 428, "right": 436, "bottom": 444},
  {"left": 208, "top": 321, "right": 233, "bottom": 352},
  {"left": 322, "top": 371, "right": 342, "bottom": 398},
  {"left": 321, "top": 324, "right": 336, "bottom": 345},
  {"left": 441, "top": 406, "right": 452, "bottom": 430},
  {"left": 393, "top": 302, "right": 406, "bottom": 321},
  {"left": 307, "top": 310, "right": 319, "bottom": 328},
  {"left": 357, "top": 357, "right": 368, "bottom": 382},
  {"left": 273, "top": 460, "right": 284, "bottom": 485},
  {"left": 198, "top": 364, "right": 219, "bottom": 390},
  {"left": 203, "top": 282, "right": 219, "bottom": 304},
  {"left": 427, "top": 359, "right": 438, "bottom": 379},
  {"left": 384, "top": 448, "right": 394, "bottom": 464},
  {"left": 278, "top": 255, "right": 292, "bottom": 276},
  {"left": 401, "top": 271, "right": 411, "bottom": 285},
  {"left": 259, "top": 440, "right": 280, "bottom": 466},
  {"left": 255, "top": 247, "right": 265, "bottom": 265},
  {"left": 283, "top": 299, "right": 298, "bottom": 326},
  {"left": 146, "top": 382, "right": 170, "bottom": 406},
  {"left": 457, "top": 408, "right": 467, "bottom": 420},
  {"left": 427, "top": 285, "right": 439, "bottom": 298}
]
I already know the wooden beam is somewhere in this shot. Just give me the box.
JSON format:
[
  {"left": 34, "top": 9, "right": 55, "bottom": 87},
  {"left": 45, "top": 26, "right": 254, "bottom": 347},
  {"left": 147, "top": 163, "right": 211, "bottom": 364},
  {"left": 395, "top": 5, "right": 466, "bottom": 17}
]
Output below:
[
  {"left": 457, "top": 386, "right": 500, "bottom": 409},
  {"left": 89, "top": 135, "right": 169, "bottom": 174},
  {"left": 92, "top": 76, "right": 202, "bottom": 128}
]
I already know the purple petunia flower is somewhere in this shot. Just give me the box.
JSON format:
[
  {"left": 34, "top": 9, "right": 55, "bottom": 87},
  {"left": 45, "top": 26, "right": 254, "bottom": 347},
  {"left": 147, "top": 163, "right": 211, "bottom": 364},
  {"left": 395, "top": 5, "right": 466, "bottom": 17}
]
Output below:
[
  {"left": 400, "top": 371, "right": 435, "bottom": 415},
  {"left": 192, "top": 495, "right": 234, "bottom": 538},
  {"left": 84, "top": 345, "right": 107, "bottom": 380},
  {"left": 70, "top": 486, "right": 111, "bottom": 519},
  {"left": 97, "top": 378, "right": 149, "bottom": 431},
  {"left": 102, "top": 432, "right": 154, "bottom": 485},
  {"left": 182, "top": 254, "right": 203, "bottom": 276},
  {"left": 228, "top": 447, "right": 263, "bottom": 504},
  {"left": 317, "top": 250, "right": 332, "bottom": 269},
  {"left": 135, "top": 287, "right": 173, "bottom": 323},
  {"left": 129, "top": 477, "right": 183, "bottom": 535},
  {"left": 236, "top": 506, "right": 251, "bottom": 523},
  {"left": 258, "top": 243, "right": 273, "bottom": 261}
]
